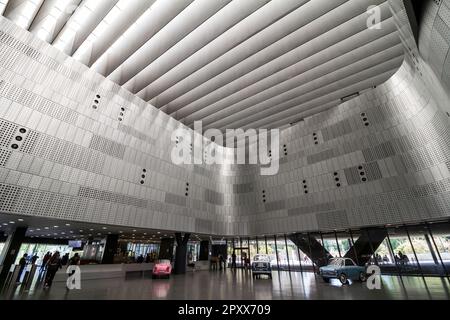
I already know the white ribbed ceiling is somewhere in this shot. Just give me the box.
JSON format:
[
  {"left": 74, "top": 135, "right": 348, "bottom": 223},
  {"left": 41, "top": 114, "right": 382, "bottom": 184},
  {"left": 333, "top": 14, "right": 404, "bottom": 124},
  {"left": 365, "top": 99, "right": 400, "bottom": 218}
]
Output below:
[{"left": 2, "top": 0, "right": 404, "bottom": 129}]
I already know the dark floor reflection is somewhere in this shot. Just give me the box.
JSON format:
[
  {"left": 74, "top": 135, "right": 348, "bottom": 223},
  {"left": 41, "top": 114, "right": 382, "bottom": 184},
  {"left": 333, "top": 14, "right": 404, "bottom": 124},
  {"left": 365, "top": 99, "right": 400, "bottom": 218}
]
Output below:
[{"left": 1, "top": 270, "right": 449, "bottom": 300}]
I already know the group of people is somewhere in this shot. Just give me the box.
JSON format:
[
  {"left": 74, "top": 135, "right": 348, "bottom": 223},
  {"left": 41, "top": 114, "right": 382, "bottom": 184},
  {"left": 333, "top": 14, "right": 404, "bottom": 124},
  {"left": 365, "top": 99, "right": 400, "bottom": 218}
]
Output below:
[
  {"left": 134, "top": 253, "right": 156, "bottom": 263},
  {"left": 395, "top": 251, "right": 410, "bottom": 265},
  {"left": 369, "top": 252, "right": 410, "bottom": 265},
  {"left": 210, "top": 254, "right": 226, "bottom": 270},
  {"left": 16, "top": 251, "right": 81, "bottom": 289},
  {"left": 229, "top": 251, "right": 251, "bottom": 269}
]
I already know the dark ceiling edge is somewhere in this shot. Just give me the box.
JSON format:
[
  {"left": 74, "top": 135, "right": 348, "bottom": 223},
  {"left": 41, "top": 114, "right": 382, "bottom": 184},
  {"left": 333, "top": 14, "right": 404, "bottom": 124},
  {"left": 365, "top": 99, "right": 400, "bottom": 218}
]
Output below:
[{"left": 405, "top": 0, "right": 420, "bottom": 44}]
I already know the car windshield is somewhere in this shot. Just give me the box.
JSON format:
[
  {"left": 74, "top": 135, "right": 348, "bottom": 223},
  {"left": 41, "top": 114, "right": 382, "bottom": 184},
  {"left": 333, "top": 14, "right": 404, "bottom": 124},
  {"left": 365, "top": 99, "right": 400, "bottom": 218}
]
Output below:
[
  {"left": 328, "top": 258, "right": 343, "bottom": 266},
  {"left": 157, "top": 259, "right": 170, "bottom": 264},
  {"left": 253, "top": 255, "right": 269, "bottom": 262}
]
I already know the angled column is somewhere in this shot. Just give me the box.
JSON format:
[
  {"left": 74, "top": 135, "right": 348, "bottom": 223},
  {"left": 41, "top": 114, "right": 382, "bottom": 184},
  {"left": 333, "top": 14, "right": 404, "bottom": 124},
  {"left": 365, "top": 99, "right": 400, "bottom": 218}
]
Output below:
[
  {"left": 174, "top": 233, "right": 190, "bottom": 274},
  {"left": 289, "top": 233, "right": 331, "bottom": 268},
  {"left": 344, "top": 228, "right": 387, "bottom": 265},
  {"left": 0, "top": 226, "right": 27, "bottom": 287}
]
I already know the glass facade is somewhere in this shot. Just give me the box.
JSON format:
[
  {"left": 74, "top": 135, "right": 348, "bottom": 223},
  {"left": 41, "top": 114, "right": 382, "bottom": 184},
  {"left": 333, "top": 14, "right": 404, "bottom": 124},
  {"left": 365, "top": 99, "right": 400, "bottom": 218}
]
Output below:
[{"left": 221, "top": 221, "right": 450, "bottom": 277}]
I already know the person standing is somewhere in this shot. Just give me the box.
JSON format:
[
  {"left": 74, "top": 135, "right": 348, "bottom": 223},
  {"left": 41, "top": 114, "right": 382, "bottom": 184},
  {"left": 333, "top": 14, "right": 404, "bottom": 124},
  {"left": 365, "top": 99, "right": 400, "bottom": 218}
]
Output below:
[
  {"left": 231, "top": 252, "right": 237, "bottom": 269},
  {"left": 40, "top": 251, "right": 51, "bottom": 272},
  {"left": 16, "top": 253, "right": 28, "bottom": 284},
  {"left": 61, "top": 253, "right": 69, "bottom": 266},
  {"left": 44, "top": 251, "right": 62, "bottom": 288},
  {"left": 67, "top": 253, "right": 80, "bottom": 279},
  {"left": 31, "top": 254, "right": 39, "bottom": 265}
]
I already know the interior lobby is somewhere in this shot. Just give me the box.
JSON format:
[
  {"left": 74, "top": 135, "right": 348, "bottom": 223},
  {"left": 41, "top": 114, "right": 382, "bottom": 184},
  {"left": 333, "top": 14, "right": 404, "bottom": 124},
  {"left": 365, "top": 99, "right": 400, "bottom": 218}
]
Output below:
[{"left": 0, "top": 0, "right": 450, "bottom": 302}]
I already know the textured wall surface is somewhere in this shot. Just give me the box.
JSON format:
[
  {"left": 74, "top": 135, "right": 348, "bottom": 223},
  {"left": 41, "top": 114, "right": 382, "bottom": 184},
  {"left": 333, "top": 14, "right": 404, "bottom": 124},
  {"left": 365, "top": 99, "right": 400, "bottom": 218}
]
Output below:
[{"left": 0, "top": 0, "right": 450, "bottom": 236}]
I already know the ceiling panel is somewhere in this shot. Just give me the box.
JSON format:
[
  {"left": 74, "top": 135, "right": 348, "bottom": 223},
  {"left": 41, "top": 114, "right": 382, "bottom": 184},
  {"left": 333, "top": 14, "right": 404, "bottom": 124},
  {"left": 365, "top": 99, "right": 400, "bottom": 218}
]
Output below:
[{"left": 1, "top": 0, "right": 404, "bottom": 129}]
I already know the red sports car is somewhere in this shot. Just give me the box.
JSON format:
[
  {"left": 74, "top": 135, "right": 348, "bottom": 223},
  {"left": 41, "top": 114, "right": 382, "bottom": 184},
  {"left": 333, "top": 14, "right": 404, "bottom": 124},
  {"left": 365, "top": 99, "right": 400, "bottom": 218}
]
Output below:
[{"left": 152, "top": 259, "right": 172, "bottom": 279}]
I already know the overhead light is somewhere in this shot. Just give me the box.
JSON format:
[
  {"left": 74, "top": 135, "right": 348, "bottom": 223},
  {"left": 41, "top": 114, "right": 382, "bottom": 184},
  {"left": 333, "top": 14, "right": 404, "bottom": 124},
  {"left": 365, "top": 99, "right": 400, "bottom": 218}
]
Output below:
[
  {"left": 79, "top": 230, "right": 83, "bottom": 232},
  {"left": 2, "top": 223, "right": 7, "bottom": 226},
  {"left": 133, "top": 230, "right": 137, "bottom": 232},
  {"left": 54, "top": 226, "right": 58, "bottom": 228},
  {"left": 157, "top": 232, "right": 160, "bottom": 234},
  {"left": 44, "top": 227, "right": 49, "bottom": 229},
  {"left": 18, "top": 218, "right": 24, "bottom": 222},
  {"left": 89, "top": 229, "right": 93, "bottom": 231},
  {"left": 36, "top": 228, "right": 41, "bottom": 231},
  {"left": 119, "top": 231, "right": 123, "bottom": 233},
  {"left": 65, "top": 224, "right": 70, "bottom": 226},
  {"left": 102, "top": 227, "right": 107, "bottom": 230},
  {"left": 9, "top": 221, "right": 15, "bottom": 224}
]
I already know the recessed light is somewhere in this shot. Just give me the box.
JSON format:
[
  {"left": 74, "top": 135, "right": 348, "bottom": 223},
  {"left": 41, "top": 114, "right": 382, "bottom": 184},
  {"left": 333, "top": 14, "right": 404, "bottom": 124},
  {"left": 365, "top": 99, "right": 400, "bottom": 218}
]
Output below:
[
  {"left": 89, "top": 229, "right": 93, "bottom": 231},
  {"left": 54, "top": 226, "right": 58, "bottom": 228},
  {"left": 102, "top": 227, "right": 107, "bottom": 230},
  {"left": 119, "top": 231, "right": 123, "bottom": 233},
  {"left": 18, "top": 218, "right": 24, "bottom": 222},
  {"left": 44, "top": 227, "right": 49, "bottom": 229},
  {"left": 36, "top": 228, "right": 41, "bottom": 231},
  {"left": 79, "top": 230, "right": 83, "bottom": 232},
  {"left": 157, "top": 232, "right": 160, "bottom": 234},
  {"left": 2, "top": 223, "right": 7, "bottom": 226},
  {"left": 9, "top": 221, "right": 15, "bottom": 224},
  {"left": 97, "top": 233, "right": 101, "bottom": 235},
  {"left": 65, "top": 224, "right": 70, "bottom": 226},
  {"left": 133, "top": 230, "right": 136, "bottom": 232}
]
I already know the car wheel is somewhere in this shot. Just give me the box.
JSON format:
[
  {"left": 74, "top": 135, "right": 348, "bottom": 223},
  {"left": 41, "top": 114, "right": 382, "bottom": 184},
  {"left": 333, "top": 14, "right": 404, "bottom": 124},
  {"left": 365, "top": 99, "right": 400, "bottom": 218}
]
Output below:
[
  {"left": 339, "top": 273, "right": 348, "bottom": 285},
  {"left": 359, "top": 272, "right": 367, "bottom": 282},
  {"left": 322, "top": 277, "right": 330, "bottom": 283}
]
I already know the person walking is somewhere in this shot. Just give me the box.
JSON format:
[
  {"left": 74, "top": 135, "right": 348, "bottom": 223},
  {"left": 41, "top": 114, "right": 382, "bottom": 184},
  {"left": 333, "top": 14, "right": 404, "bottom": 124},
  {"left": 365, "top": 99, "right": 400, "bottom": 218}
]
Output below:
[
  {"left": 44, "top": 252, "right": 62, "bottom": 289},
  {"left": 16, "top": 253, "right": 28, "bottom": 284}
]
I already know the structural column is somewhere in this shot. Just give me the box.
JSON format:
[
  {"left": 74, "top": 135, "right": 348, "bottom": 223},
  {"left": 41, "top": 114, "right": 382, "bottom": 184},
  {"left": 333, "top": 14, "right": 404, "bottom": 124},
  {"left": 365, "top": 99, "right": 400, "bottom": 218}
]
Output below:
[
  {"left": 159, "top": 237, "right": 175, "bottom": 260},
  {"left": 174, "top": 233, "right": 190, "bottom": 274},
  {"left": 101, "top": 234, "right": 119, "bottom": 264},
  {"left": 199, "top": 240, "right": 209, "bottom": 261},
  {"left": 0, "top": 226, "right": 27, "bottom": 287}
]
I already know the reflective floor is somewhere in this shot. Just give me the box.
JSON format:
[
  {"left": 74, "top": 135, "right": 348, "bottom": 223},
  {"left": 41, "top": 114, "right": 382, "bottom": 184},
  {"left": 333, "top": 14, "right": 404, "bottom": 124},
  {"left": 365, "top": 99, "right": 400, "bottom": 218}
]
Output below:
[{"left": 1, "top": 270, "right": 450, "bottom": 300}]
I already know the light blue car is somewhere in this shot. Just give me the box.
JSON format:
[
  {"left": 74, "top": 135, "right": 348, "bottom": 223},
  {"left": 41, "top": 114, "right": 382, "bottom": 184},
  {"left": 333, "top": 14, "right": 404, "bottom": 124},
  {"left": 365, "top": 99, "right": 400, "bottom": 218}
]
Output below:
[{"left": 319, "top": 257, "right": 367, "bottom": 285}]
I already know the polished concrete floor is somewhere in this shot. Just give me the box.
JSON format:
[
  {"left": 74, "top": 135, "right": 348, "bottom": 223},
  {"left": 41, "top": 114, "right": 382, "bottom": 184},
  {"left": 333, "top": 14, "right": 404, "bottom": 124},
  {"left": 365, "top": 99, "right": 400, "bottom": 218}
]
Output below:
[{"left": 1, "top": 270, "right": 450, "bottom": 300}]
